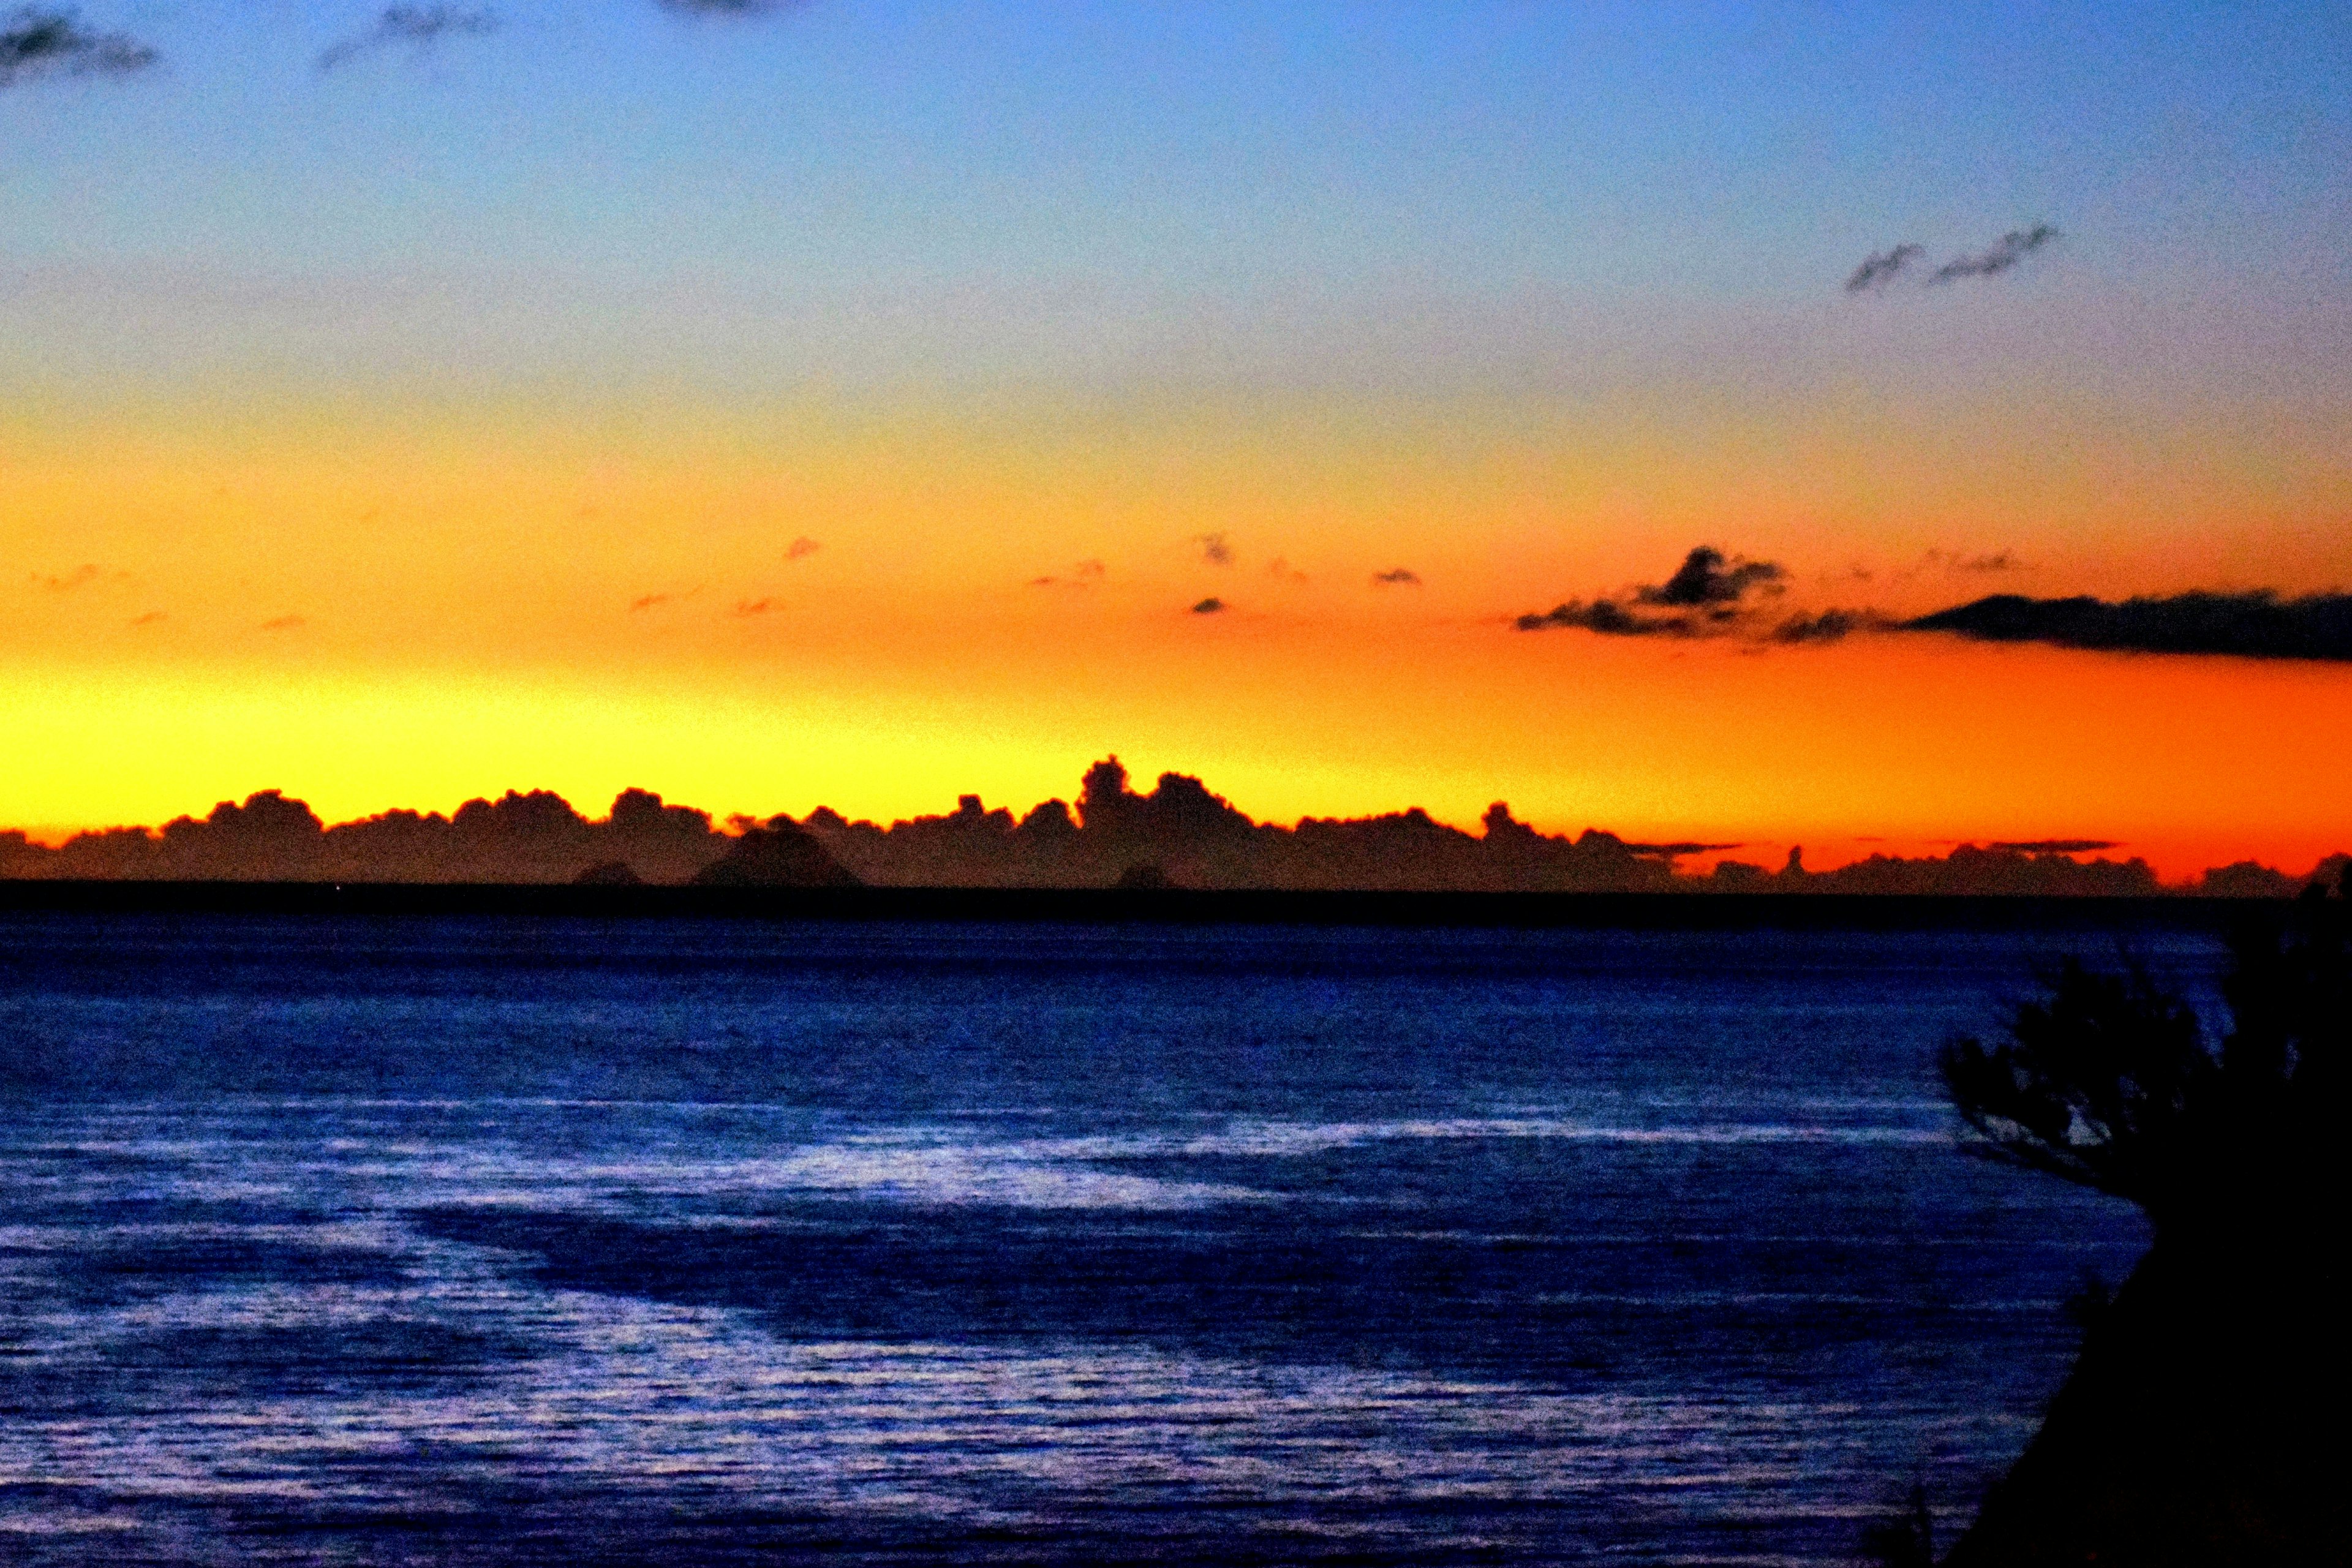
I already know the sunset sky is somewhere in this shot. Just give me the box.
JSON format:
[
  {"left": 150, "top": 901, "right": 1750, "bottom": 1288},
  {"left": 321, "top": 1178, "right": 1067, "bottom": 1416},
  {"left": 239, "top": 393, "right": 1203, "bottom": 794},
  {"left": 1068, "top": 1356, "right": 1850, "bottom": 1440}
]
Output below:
[{"left": 5, "top": 1, "right": 2349, "bottom": 875}]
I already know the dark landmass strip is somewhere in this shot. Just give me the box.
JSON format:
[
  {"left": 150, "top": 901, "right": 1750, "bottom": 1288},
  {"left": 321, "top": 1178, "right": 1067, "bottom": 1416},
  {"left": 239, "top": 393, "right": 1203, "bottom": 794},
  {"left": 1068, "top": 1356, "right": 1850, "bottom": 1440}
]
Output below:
[
  {"left": 2, "top": 756, "right": 2341, "bottom": 896},
  {"left": 0, "top": 883, "right": 2288, "bottom": 933}
]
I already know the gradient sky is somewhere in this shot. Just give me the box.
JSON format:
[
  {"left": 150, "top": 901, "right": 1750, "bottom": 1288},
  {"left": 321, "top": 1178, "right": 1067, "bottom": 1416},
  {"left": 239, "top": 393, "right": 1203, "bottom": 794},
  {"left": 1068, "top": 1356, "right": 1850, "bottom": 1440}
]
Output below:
[{"left": 6, "top": 1, "right": 2350, "bottom": 873}]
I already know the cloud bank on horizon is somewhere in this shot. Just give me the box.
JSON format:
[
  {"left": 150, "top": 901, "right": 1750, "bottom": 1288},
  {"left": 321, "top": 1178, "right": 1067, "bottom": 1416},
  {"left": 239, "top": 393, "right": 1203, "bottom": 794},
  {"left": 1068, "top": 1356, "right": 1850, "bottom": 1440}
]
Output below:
[{"left": 4, "top": 760, "right": 2342, "bottom": 897}]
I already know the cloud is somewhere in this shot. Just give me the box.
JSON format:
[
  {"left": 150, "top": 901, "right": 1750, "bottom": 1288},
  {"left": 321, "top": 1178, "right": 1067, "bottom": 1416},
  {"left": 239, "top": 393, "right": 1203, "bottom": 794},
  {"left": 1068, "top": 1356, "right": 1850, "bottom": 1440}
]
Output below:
[
  {"left": 1770, "top": 608, "right": 1890, "bottom": 645},
  {"left": 1195, "top": 532, "right": 1235, "bottom": 567},
  {"left": 0, "top": 7, "right": 156, "bottom": 87},
  {"left": 1265, "top": 557, "right": 1308, "bottom": 585},
  {"left": 1929, "top": 223, "right": 2059, "bottom": 284},
  {"left": 1905, "top": 590, "right": 2352, "bottom": 662},
  {"left": 1928, "top": 548, "right": 2026, "bottom": 573},
  {"left": 32, "top": 564, "right": 102, "bottom": 592},
  {"left": 1992, "top": 839, "right": 2119, "bottom": 854},
  {"left": 259, "top": 614, "right": 306, "bottom": 631},
  {"left": 1372, "top": 568, "right": 1423, "bottom": 587},
  {"left": 1637, "top": 545, "right": 1784, "bottom": 608},
  {"left": 316, "top": 6, "right": 499, "bottom": 72},
  {"left": 1844, "top": 243, "right": 1923, "bottom": 293},
  {"left": 1029, "top": 559, "right": 1107, "bottom": 589},
  {"left": 628, "top": 593, "right": 672, "bottom": 612},
  {"left": 129, "top": 610, "right": 165, "bottom": 626},
  {"left": 734, "top": 597, "right": 774, "bottom": 616},
  {"left": 1514, "top": 546, "right": 1787, "bottom": 637},
  {"left": 1190, "top": 597, "right": 1227, "bottom": 615},
  {"left": 786, "top": 535, "right": 821, "bottom": 560},
  {"left": 656, "top": 0, "right": 803, "bottom": 16}
]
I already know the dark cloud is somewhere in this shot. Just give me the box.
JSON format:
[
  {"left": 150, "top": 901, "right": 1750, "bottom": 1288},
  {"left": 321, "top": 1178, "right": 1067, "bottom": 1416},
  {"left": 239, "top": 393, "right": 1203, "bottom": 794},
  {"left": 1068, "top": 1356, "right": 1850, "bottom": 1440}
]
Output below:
[
  {"left": 1929, "top": 224, "right": 2059, "bottom": 284},
  {"left": 786, "top": 536, "right": 821, "bottom": 560},
  {"left": 1905, "top": 590, "right": 2352, "bottom": 663},
  {"left": 0, "top": 7, "right": 155, "bottom": 87},
  {"left": 1196, "top": 532, "right": 1234, "bottom": 567},
  {"left": 1372, "top": 568, "right": 1422, "bottom": 587},
  {"left": 1844, "top": 243, "right": 1923, "bottom": 293},
  {"left": 1190, "top": 597, "right": 1227, "bottom": 616},
  {"left": 1638, "top": 546, "right": 1784, "bottom": 608},
  {"left": 1992, "top": 840, "right": 2119, "bottom": 854},
  {"left": 317, "top": 6, "right": 499, "bottom": 72},
  {"left": 1515, "top": 546, "right": 1785, "bottom": 637},
  {"left": 1770, "top": 608, "right": 1885, "bottom": 645}
]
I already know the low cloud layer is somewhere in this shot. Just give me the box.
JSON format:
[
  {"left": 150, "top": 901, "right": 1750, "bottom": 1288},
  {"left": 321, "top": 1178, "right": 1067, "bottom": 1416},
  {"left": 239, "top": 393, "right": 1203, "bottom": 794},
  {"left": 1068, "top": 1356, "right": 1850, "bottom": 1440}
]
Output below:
[
  {"left": 317, "top": 7, "right": 499, "bottom": 72},
  {"left": 0, "top": 7, "right": 155, "bottom": 87},
  {"left": 4, "top": 763, "right": 2339, "bottom": 898},
  {"left": 1907, "top": 590, "right": 2352, "bottom": 663},
  {"left": 1515, "top": 546, "right": 1785, "bottom": 636}
]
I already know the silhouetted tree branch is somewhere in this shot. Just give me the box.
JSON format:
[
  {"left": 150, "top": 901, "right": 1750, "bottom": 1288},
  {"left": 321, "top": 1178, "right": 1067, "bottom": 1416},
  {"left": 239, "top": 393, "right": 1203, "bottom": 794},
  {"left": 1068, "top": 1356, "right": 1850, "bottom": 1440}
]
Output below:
[{"left": 1940, "top": 877, "right": 2346, "bottom": 1240}]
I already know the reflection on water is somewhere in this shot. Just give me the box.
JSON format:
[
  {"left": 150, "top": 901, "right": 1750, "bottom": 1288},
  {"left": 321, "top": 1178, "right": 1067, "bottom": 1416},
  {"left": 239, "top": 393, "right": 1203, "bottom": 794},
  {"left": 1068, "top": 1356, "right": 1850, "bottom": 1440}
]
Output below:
[{"left": 0, "top": 916, "right": 2184, "bottom": 1563}]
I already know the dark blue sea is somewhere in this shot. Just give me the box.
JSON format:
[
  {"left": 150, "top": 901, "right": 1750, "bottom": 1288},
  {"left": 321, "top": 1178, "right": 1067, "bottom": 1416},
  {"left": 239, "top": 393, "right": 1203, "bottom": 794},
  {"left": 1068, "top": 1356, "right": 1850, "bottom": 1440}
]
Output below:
[{"left": 0, "top": 913, "right": 2199, "bottom": 1565}]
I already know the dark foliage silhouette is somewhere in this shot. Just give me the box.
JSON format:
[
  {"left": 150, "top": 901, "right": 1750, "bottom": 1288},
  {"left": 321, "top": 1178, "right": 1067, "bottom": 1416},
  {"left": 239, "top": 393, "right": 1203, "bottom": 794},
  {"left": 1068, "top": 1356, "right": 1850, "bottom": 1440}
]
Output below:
[{"left": 1937, "top": 878, "right": 2350, "bottom": 1564}]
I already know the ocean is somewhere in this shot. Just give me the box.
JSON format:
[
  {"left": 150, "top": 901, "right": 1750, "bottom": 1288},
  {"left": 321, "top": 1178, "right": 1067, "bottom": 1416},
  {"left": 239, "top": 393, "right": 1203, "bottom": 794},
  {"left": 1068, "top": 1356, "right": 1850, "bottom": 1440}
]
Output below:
[{"left": 0, "top": 911, "right": 2201, "bottom": 1564}]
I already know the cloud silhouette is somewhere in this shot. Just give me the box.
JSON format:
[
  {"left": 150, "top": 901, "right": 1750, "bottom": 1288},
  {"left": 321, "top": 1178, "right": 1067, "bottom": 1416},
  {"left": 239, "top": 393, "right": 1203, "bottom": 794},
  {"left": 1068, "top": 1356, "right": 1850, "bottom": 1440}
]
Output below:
[
  {"left": 1771, "top": 608, "right": 1890, "bottom": 645},
  {"left": 1929, "top": 224, "right": 2059, "bottom": 284},
  {"left": 0, "top": 7, "right": 155, "bottom": 87},
  {"left": 1373, "top": 568, "right": 1423, "bottom": 587},
  {"left": 316, "top": 6, "right": 499, "bottom": 72},
  {"left": 1845, "top": 243, "right": 1923, "bottom": 293},
  {"left": 1191, "top": 597, "right": 1227, "bottom": 616},
  {"left": 1907, "top": 590, "right": 2352, "bottom": 662},
  {"left": 1196, "top": 532, "right": 1235, "bottom": 567},
  {"left": 1993, "top": 839, "right": 2119, "bottom": 854},
  {"left": 1515, "top": 546, "right": 1788, "bottom": 638},
  {"left": 786, "top": 535, "right": 821, "bottom": 560}
]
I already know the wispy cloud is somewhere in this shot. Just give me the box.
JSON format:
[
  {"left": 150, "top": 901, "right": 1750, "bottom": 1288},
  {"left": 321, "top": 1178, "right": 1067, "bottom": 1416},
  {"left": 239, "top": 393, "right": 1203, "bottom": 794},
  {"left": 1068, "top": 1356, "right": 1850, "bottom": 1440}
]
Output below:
[
  {"left": 1372, "top": 568, "right": 1423, "bottom": 587},
  {"left": 786, "top": 535, "right": 821, "bottom": 560},
  {"left": 1907, "top": 590, "right": 2352, "bottom": 663},
  {"left": 1265, "top": 557, "right": 1308, "bottom": 586},
  {"left": 317, "top": 6, "right": 499, "bottom": 72},
  {"left": 628, "top": 594, "right": 672, "bottom": 612},
  {"left": 1844, "top": 243, "right": 1923, "bottom": 293},
  {"left": 0, "top": 7, "right": 156, "bottom": 88},
  {"left": 1195, "top": 532, "right": 1235, "bottom": 568},
  {"left": 259, "top": 614, "right": 306, "bottom": 631},
  {"left": 734, "top": 597, "right": 774, "bottom": 616},
  {"left": 1929, "top": 224, "right": 2059, "bottom": 284},
  {"left": 32, "top": 563, "right": 104, "bottom": 592},
  {"left": 129, "top": 610, "right": 165, "bottom": 627},
  {"left": 656, "top": 0, "right": 804, "bottom": 17}
]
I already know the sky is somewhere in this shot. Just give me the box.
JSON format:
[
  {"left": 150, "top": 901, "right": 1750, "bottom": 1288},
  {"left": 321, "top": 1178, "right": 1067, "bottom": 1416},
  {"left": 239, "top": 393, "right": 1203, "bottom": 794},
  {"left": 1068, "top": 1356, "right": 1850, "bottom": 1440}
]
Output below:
[{"left": 4, "top": 1, "right": 2350, "bottom": 875}]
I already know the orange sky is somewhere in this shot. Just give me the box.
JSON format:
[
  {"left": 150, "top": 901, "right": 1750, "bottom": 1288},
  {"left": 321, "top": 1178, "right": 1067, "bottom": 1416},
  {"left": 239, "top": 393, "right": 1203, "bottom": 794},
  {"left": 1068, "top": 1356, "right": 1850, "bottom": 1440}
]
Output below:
[{"left": 5, "top": 381, "right": 2347, "bottom": 880}]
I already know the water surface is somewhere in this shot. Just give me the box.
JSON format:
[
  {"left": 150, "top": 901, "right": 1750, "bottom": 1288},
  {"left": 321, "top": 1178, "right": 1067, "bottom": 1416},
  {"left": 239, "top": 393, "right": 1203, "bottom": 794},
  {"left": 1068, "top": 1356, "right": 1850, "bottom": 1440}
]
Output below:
[{"left": 0, "top": 914, "right": 2192, "bottom": 1563}]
